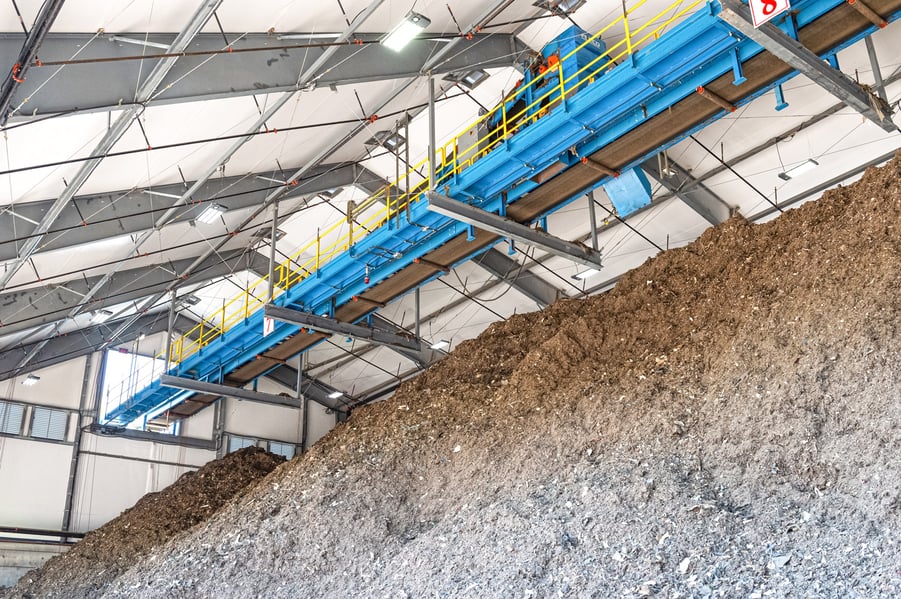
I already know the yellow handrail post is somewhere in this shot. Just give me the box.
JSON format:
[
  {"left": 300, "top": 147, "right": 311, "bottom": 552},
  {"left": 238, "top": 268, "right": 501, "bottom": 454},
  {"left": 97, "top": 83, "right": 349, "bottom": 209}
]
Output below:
[
  {"left": 502, "top": 99, "right": 508, "bottom": 142},
  {"left": 623, "top": 0, "right": 634, "bottom": 65},
  {"left": 557, "top": 61, "right": 566, "bottom": 106},
  {"left": 316, "top": 228, "right": 321, "bottom": 274}
]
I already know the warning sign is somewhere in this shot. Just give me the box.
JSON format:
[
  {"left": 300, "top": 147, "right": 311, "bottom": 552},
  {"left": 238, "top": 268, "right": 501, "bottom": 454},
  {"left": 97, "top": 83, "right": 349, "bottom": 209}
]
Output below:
[{"left": 749, "top": 0, "right": 791, "bottom": 27}]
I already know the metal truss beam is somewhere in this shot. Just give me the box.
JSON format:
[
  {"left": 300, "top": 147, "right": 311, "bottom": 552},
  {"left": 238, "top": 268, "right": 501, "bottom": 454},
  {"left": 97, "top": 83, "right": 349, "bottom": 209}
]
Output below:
[
  {"left": 85, "top": 422, "right": 217, "bottom": 450},
  {"left": 0, "top": 162, "right": 384, "bottom": 261},
  {"left": 0, "top": 312, "right": 197, "bottom": 380},
  {"left": 10, "top": 0, "right": 391, "bottom": 375},
  {"left": 161, "top": 375, "right": 304, "bottom": 409},
  {"left": 0, "top": 0, "right": 223, "bottom": 291},
  {"left": 264, "top": 305, "right": 422, "bottom": 352},
  {"left": 1, "top": 32, "right": 527, "bottom": 117},
  {"left": 427, "top": 192, "right": 603, "bottom": 270},
  {"left": 264, "top": 364, "right": 349, "bottom": 416},
  {"left": 368, "top": 314, "right": 443, "bottom": 367},
  {"left": 718, "top": 0, "right": 896, "bottom": 132},
  {"left": 0, "top": 0, "right": 65, "bottom": 124},
  {"left": 474, "top": 248, "right": 561, "bottom": 307},
  {"left": 0, "top": 250, "right": 267, "bottom": 337},
  {"left": 642, "top": 156, "right": 732, "bottom": 226}
]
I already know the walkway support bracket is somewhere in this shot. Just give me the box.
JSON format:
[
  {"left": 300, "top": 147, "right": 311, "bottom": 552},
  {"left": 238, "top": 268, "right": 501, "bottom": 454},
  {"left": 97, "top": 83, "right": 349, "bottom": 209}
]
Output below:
[
  {"left": 264, "top": 305, "right": 422, "bottom": 352},
  {"left": 427, "top": 192, "right": 602, "bottom": 270},
  {"left": 160, "top": 375, "right": 302, "bottom": 408},
  {"left": 718, "top": 0, "right": 895, "bottom": 132}
]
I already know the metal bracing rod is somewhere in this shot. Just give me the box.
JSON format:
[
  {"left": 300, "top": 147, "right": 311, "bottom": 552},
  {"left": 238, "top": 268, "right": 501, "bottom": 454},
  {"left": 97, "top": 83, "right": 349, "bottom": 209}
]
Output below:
[
  {"left": 0, "top": 0, "right": 224, "bottom": 292},
  {"left": 160, "top": 375, "right": 302, "bottom": 408},
  {"left": 718, "top": 0, "right": 896, "bottom": 132},
  {"left": 414, "top": 287, "right": 421, "bottom": 339},
  {"left": 165, "top": 290, "right": 176, "bottom": 370},
  {"left": 864, "top": 36, "right": 889, "bottom": 105},
  {"left": 587, "top": 191, "right": 600, "bottom": 252},
  {"left": 475, "top": 248, "right": 561, "bottom": 308},
  {"left": 0, "top": 0, "right": 65, "bottom": 125},
  {"left": 264, "top": 305, "right": 423, "bottom": 352},
  {"left": 268, "top": 201, "right": 279, "bottom": 302},
  {"left": 428, "top": 75, "right": 437, "bottom": 189},
  {"left": 7, "top": 0, "right": 388, "bottom": 374},
  {"left": 427, "top": 192, "right": 603, "bottom": 269},
  {"left": 420, "top": 0, "right": 517, "bottom": 73},
  {"left": 641, "top": 156, "right": 732, "bottom": 226}
]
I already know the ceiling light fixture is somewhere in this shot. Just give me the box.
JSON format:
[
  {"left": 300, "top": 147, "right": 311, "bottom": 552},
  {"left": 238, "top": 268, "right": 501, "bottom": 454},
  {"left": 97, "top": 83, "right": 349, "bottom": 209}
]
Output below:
[
  {"left": 328, "top": 390, "right": 344, "bottom": 399},
  {"left": 382, "top": 11, "right": 431, "bottom": 52},
  {"left": 572, "top": 267, "right": 602, "bottom": 281},
  {"left": 534, "top": 0, "right": 586, "bottom": 15},
  {"left": 365, "top": 130, "right": 406, "bottom": 153},
  {"left": 443, "top": 69, "right": 490, "bottom": 90},
  {"left": 251, "top": 227, "right": 287, "bottom": 241},
  {"left": 778, "top": 159, "right": 819, "bottom": 181},
  {"left": 195, "top": 203, "right": 227, "bottom": 224},
  {"left": 319, "top": 187, "right": 344, "bottom": 200},
  {"left": 430, "top": 339, "right": 451, "bottom": 351},
  {"left": 21, "top": 374, "right": 40, "bottom": 386},
  {"left": 91, "top": 309, "right": 114, "bottom": 324}
]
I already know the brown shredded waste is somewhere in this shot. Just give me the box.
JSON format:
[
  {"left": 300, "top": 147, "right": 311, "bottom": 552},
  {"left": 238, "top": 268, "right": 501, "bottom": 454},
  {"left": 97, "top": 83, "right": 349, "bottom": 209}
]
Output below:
[
  {"left": 4, "top": 447, "right": 284, "bottom": 599},
  {"left": 8, "top": 154, "right": 901, "bottom": 598}
]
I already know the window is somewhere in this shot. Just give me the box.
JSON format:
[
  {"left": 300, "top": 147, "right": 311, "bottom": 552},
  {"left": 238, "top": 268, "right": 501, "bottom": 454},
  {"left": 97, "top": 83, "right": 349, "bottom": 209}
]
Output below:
[
  {"left": 31, "top": 406, "right": 69, "bottom": 441},
  {"left": 268, "top": 441, "right": 296, "bottom": 460},
  {"left": 0, "top": 400, "right": 25, "bottom": 436},
  {"left": 228, "top": 435, "right": 257, "bottom": 453},
  {"left": 99, "top": 349, "right": 167, "bottom": 424}
]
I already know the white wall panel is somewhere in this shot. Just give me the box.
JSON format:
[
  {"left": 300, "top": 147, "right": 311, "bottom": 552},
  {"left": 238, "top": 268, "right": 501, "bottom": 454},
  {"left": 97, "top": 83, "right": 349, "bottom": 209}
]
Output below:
[{"left": 0, "top": 438, "right": 70, "bottom": 529}]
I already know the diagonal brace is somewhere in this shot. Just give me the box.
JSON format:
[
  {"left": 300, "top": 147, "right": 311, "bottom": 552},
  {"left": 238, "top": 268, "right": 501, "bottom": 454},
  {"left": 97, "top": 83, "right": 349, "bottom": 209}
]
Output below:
[
  {"left": 427, "top": 192, "right": 602, "bottom": 270},
  {"left": 718, "top": 0, "right": 895, "bottom": 132},
  {"left": 264, "top": 305, "right": 422, "bottom": 352},
  {"left": 160, "top": 375, "right": 302, "bottom": 408}
]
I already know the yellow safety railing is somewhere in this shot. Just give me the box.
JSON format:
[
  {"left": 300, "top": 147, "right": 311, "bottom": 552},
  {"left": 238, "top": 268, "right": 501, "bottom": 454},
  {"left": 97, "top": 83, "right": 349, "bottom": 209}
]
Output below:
[{"left": 153, "top": 0, "right": 703, "bottom": 369}]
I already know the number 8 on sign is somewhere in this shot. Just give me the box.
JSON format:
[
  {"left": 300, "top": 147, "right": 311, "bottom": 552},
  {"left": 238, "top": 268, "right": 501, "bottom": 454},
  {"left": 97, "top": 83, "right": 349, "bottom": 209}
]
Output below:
[{"left": 749, "top": 0, "right": 791, "bottom": 27}]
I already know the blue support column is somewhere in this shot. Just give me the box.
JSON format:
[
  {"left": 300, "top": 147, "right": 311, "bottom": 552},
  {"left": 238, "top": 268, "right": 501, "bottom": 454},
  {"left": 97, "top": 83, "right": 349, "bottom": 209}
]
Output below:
[
  {"left": 774, "top": 84, "right": 789, "bottom": 111},
  {"left": 731, "top": 48, "right": 747, "bottom": 85}
]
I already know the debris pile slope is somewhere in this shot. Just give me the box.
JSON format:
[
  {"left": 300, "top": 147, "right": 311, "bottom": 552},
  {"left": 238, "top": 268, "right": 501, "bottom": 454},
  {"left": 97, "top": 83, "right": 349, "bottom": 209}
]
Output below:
[
  {"left": 31, "top": 156, "right": 901, "bottom": 597},
  {"left": 4, "top": 447, "right": 284, "bottom": 599},
  {"left": 97, "top": 155, "right": 900, "bottom": 598}
]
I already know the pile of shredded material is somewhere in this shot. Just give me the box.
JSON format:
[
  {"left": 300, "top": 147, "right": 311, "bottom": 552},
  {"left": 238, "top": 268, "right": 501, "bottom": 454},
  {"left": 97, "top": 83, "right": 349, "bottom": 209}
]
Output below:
[
  {"left": 4, "top": 447, "right": 284, "bottom": 599},
  {"left": 11, "top": 155, "right": 901, "bottom": 598}
]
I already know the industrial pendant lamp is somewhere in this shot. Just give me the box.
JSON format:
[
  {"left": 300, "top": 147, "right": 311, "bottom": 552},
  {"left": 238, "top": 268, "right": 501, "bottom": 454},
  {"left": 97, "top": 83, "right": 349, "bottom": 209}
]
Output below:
[{"left": 382, "top": 11, "right": 431, "bottom": 52}]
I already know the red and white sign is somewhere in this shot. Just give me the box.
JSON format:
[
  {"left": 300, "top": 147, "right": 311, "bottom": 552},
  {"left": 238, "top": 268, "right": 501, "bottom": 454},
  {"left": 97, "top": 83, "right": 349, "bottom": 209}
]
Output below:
[
  {"left": 749, "top": 0, "right": 791, "bottom": 27},
  {"left": 263, "top": 316, "right": 275, "bottom": 337}
]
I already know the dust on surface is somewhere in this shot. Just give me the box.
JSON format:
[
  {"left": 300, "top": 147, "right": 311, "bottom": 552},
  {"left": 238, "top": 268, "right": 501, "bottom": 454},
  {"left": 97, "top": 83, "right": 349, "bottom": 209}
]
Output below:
[
  {"left": 3, "top": 447, "right": 284, "bottom": 599},
  {"left": 15, "top": 155, "right": 901, "bottom": 598}
]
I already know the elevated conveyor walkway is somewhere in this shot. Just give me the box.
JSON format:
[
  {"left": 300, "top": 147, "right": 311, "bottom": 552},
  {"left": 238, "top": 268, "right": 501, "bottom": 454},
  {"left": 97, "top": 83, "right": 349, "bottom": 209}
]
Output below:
[{"left": 104, "top": 0, "right": 900, "bottom": 426}]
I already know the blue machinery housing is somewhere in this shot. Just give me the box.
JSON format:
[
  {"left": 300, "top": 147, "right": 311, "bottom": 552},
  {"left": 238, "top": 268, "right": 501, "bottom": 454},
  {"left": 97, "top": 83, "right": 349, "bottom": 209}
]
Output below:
[{"left": 105, "top": 0, "right": 900, "bottom": 426}]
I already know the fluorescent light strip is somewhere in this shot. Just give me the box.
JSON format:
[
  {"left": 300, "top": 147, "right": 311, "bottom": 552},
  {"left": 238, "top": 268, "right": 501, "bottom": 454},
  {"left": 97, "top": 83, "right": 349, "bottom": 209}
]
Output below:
[
  {"left": 778, "top": 159, "right": 819, "bottom": 181},
  {"left": 382, "top": 12, "right": 430, "bottom": 52},
  {"left": 195, "top": 203, "right": 226, "bottom": 224},
  {"left": 573, "top": 268, "right": 601, "bottom": 281},
  {"left": 430, "top": 339, "right": 450, "bottom": 350}
]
